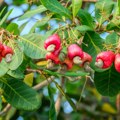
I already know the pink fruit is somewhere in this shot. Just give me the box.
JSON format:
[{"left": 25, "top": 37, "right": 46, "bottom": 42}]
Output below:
[
  {"left": 44, "top": 34, "right": 61, "bottom": 52},
  {"left": 81, "top": 52, "right": 92, "bottom": 66},
  {"left": 67, "top": 44, "right": 83, "bottom": 64},
  {"left": 61, "top": 58, "right": 73, "bottom": 70},
  {"left": 2, "top": 45, "right": 13, "bottom": 57},
  {"left": 95, "top": 51, "right": 115, "bottom": 69},
  {"left": 114, "top": 54, "right": 120, "bottom": 72},
  {"left": 46, "top": 52, "right": 60, "bottom": 64},
  {"left": 0, "top": 43, "right": 3, "bottom": 53}
]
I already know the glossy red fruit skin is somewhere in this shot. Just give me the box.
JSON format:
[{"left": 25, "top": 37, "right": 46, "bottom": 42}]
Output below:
[
  {"left": 114, "top": 54, "right": 120, "bottom": 72},
  {"left": 0, "top": 43, "right": 3, "bottom": 53},
  {"left": 96, "top": 51, "right": 115, "bottom": 69},
  {"left": 61, "top": 58, "right": 73, "bottom": 70},
  {"left": 81, "top": 52, "right": 92, "bottom": 66},
  {"left": 44, "top": 34, "right": 61, "bottom": 52},
  {"left": 46, "top": 52, "right": 60, "bottom": 64},
  {"left": 1, "top": 45, "right": 13, "bottom": 57},
  {"left": 67, "top": 44, "right": 83, "bottom": 60},
  {"left": 0, "top": 55, "right": 2, "bottom": 62}
]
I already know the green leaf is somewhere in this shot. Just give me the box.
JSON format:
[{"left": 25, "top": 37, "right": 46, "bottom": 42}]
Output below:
[
  {"left": 48, "top": 86, "right": 57, "bottom": 120},
  {"left": 0, "top": 7, "right": 6, "bottom": 18},
  {"left": 95, "top": 0, "right": 114, "bottom": 25},
  {"left": 19, "top": 33, "right": 46, "bottom": 59},
  {"left": 0, "top": 9, "right": 13, "bottom": 26},
  {"left": 82, "top": 32, "right": 104, "bottom": 70},
  {"left": 54, "top": 81, "right": 76, "bottom": 111},
  {"left": 40, "top": 0, "right": 72, "bottom": 19},
  {"left": 19, "top": 21, "right": 28, "bottom": 33},
  {"left": 94, "top": 66, "right": 120, "bottom": 96},
  {"left": 75, "top": 25, "right": 93, "bottom": 32},
  {"left": 0, "top": 78, "right": 41, "bottom": 110},
  {"left": 30, "top": 15, "right": 51, "bottom": 33},
  {"left": 77, "top": 9, "right": 94, "bottom": 29},
  {"left": 8, "top": 46, "right": 23, "bottom": 70},
  {"left": 7, "top": 69, "right": 24, "bottom": 79},
  {"left": 6, "top": 23, "right": 20, "bottom": 35},
  {"left": 44, "top": 69, "right": 88, "bottom": 77},
  {"left": 0, "top": 59, "right": 9, "bottom": 76},
  {"left": 19, "top": 5, "right": 47, "bottom": 20},
  {"left": 118, "top": 0, "right": 120, "bottom": 15},
  {"left": 72, "top": 0, "right": 82, "bottom": 17},
  {"left": 105, "top": 32, "right": 119, "bottom": 46}
]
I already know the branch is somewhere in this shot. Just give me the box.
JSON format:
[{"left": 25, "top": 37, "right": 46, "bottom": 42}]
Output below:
[
  {"left": 33, "top": 76, "right": 55, "bottom": 90},
  {"left": 0, "top": 104, "right": 11, "bottom": 116}
]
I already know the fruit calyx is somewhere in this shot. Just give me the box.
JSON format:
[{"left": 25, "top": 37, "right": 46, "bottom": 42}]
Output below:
[
  {"left": 44, "top": 34, "right": 61, "bottom": 52},
  {"left": 95, "top": 51, "right": 115, "bottom": 69},
  {"left": 67, "top": 44, "right": 83, "bottom": 64}
]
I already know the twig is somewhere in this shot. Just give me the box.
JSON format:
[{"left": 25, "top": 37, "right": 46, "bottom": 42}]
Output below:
[
  {"left": 33, "top": 76, "right": 55, "bottom": 90},
  {"left": 55, "top": 76, "right": 65, "bottom": 115},
  {"left": 0, "top": 104, "right": 11, "bottom": 116}
]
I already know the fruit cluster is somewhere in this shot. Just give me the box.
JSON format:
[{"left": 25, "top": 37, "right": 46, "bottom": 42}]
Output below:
[
  {"left": 44, "top": 34, "right": 120, "bottom": 73},
  {"left": 0, "top": 43, "right": 13, "bottom": 63},
  {"left": 44, "top": 34, "right": 92, "bottom": 70},
  {"left": 95, "top": 51, "right": 120, "bottom": 72}
]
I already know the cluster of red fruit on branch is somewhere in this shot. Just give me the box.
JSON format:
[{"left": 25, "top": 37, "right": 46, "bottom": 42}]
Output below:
[
  {"left": 44, "top": 34, "right": 120, "bottom": 73},
  {"left": 44, "top": 34, "right": 92, "bottom": 70},
  {"left": 95, "top": 51, "right": 120, "bottom": 72},
  {"left": 0, "top": 43, "right": 13, "bottom": 63}
]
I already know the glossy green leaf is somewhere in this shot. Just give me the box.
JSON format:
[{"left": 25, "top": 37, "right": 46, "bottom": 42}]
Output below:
[
  {"left": 0, "top": 9, "right": 13, "bottom": 26},
  {"left": 94, "top": 66, "right": 120, "bottom": 96},
  {"left": 75, "top": 25, "right": 93, "bottom": 32},
  {"left": 8, "top": 46, "right": 23, "bottom": 70},
  {"left": 19, "top": 21, "right": 28, "bottom": 33},
  {"left": 72, "top": 0, "right": 82, "bottom": 17},
  {"left": 0, "top": 59, "right": 9, "bottom": 77},
  {"left": 48, "top": 85, "right": 57, "bottom": 120},
  {"left": 19, "top": 5, "right": 47, "bottom": 20},
  {"left": 44, "top": 69, "right": 88, "bottom": 77},
  {"left": 30, "top": 15, "right": 51, "bottom": 33},
  {"left": 19, "top": 33, "right": 46, "bottom": 59},
  {"left": 105, "top": 32, "right": 119, "bottom": 46},
  {"left": 0, "top": 78, "right": 41, "bottom": 110},
  {"left": 7, "top": 69, "right": 24, "bottom": 79},
  {"left": 40, "top": 0, "right": 72, "bottom": 18},
  {"left": 82, "top": 32, "right": 104, "bottom": 70},
  {"left": 6, "top": 23, "right": 20, "bottom": 35},
  {"left": 95, "top": 0, "right": 114, "bottom": 25},
  {"left": 118, "top": 0, "right": 120, "bottom": 15},
  {"left": 77, "top": 9, "right": 94, "bottom": 29}
]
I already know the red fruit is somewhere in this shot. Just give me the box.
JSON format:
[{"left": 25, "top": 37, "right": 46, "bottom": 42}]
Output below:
[
  {"left": 46, "top": 52, "right": 60, "bottom": 64},
  {"left": 95, "top": 51, "right": 115, "bottom": 69},
  {"left": 1, "top": 45, "right": 13, "bottom": 57},
  {"left": 44, "top": 34, "right": 61, "bottom": 52},
  {"left": 81, "top": 52, "right": 92, "bottom": 66},
  {"left": 0, "top": 43, "right": 3, "bottom": 53},
  {"left": 67, "top": 44, "right": 83, "bottom": 64},
  {"left": 114, "top": 54, "right": 120, "bottom": 72},
  {"left": 61, "top": 58, "right": 73, "bottom": 70},
  {"left": 0, "top": 55, "right": 2, "bottom": 62}
]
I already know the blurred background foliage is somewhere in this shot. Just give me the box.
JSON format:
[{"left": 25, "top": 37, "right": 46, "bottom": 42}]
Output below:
[{"left": 0, "top": 0, "right": 119, "bottom": 120}]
